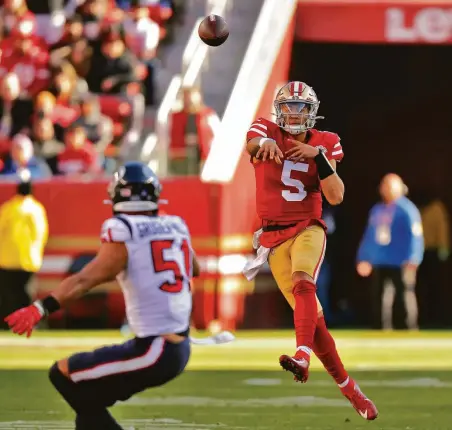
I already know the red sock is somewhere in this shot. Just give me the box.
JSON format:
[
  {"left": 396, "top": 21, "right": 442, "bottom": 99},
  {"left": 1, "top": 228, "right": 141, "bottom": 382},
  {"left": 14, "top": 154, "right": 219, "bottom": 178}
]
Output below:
[
  {"left": 313, "top": 316, "right": 349, "bottom": 385},
  {"left": 292, "top": 280, "right": 318, "bottom": 351}
]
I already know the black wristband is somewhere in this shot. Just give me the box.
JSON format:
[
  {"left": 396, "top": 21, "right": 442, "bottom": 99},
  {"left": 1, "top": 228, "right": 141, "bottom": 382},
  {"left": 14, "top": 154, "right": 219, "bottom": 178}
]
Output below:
[
  {"left": 41, "top": 295, "right": 61, "bottom": 316},
  {"left": 314, "top": 150, "right": 335, "bottom": 180}
]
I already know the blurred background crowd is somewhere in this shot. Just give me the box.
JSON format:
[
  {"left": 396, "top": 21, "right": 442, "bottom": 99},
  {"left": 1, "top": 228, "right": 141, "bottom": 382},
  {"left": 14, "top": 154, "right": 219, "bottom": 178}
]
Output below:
[{"left": 0, "top": 0, "right": 187, "bottom": 178}]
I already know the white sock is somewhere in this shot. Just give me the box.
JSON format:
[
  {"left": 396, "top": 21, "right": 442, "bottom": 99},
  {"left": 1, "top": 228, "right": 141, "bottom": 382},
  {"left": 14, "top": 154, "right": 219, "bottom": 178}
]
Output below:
[{"left": 296, "top": 345, "right": 312, "bottom": 357}]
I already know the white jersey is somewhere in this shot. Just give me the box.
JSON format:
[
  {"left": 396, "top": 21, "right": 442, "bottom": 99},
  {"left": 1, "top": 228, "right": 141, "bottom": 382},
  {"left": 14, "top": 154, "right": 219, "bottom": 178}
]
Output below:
[{"left": 100, "top": 214, "right": 193, "bottom": 337}]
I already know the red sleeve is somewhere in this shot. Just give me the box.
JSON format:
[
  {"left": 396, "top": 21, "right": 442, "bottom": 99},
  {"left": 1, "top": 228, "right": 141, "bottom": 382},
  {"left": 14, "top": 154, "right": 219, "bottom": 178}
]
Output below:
[
  {"left": 169, "top": 111, "right": 186, "bottom": 151},
  {"left": 26, "top": 51, "right": 51, "bottom": 97},
  {"left": 84, "top": 146, "right": 100, "bottom": 173},
  {"left": 324, "top": 132, "right": 344, "bottom": 162},
  {"left": 0, "top": 137, "right": 11, "bottom": 155},
  {"left": 246, "top": 117, "right": 273, "bottom": 142}
]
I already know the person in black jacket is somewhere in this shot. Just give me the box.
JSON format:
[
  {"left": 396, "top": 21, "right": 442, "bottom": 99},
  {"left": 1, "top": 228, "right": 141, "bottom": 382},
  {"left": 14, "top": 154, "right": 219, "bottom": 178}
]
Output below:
[{"left": 86, "top": 31, "right": 139, "bottom": 95}]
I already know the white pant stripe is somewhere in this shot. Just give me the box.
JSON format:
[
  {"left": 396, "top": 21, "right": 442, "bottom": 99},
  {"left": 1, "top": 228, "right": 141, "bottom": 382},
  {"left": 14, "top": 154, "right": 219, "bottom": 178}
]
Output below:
[{"left": 70, "top": 337, "right": 165, "bottom": 383}]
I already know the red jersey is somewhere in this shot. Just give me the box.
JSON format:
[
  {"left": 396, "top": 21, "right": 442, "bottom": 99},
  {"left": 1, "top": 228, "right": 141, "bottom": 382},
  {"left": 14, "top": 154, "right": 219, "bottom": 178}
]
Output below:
[
  {"left": 169, "top": 107, "right": 215, "bottom": 161},
  {"left": 0, "top": 41, "right": 50, "bottom": 98},
  {"left": 247, "top": 117, "right": 344, "bottom": 247},
  {"left": 2, "top": 10, "right": 36, "bottom": 38},
  {"left": 57, "top": 145, "right": 99, "bottom": 175}
]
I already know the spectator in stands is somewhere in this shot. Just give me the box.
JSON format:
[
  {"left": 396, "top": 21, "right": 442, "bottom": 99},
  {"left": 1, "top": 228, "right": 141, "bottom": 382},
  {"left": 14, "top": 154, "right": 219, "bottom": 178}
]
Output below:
[
  {"left": 73, "top": 93, "right": 113, "bottom": 152},
  {"left": 168, "top": 86, "right": 220, "bottom": 175},
  {"left": 0, "top": 20, "right": 51, "bottom": 127},
  {"left": 48, "top": 12, "right": 92, "bottom": 79},
  {"left": 0, "top": 171, "right": 48, "bottom": 330},
  {"left": 0, "top": 73, "right": 22, "bottom": 139},
  {"left": 77, "top": 0, "right": 123, "bottom": 53},
  {"left": 86, "top": 31, "right": 139, "bottom": 95},
  {"left": 50, "top": 13, "right": 84, "bottom": 52},
  {"left": 34, "top": 90, "right": 56, "bottom": 121},
  {"left": 49, "top": 61, "right": 81, "bottom": 106},
  {"left": 33, "top": 89, "right": 77, "bottom": 141},
  {"left": 31, "top": 117, "right": 64, "bottom": 174},
  {"left": 158, "top": 0, "right": 182, "bottom": 43},
  {"left": 78, "top": 2, "right": 105, "bottom": 48},
  {"left": 1, "top": 0, "right": 35, "bottom": 39},
  {"left": 356, "top": 173, "right": 424, "bottom": 330},
  {"left": 25, "top": 0, "right": 66, "bottom": 45},
  {"left": 0, "top": 0, "right": 164, "bottom": 179},
  {"left": 79, "top": 0, "right": 110, "bottom": 22},
  {"left": 68, "top": 38, "right": 92, "bottom": 79},
  {"left": 57, "top": 125, "right": 100, "bottom": 175},
  {"left": 122, "top": 5, "right": 159, "bottom": 105},
  {"left": 0, "top": 133, "right": 52, "bottom": 178},
  {"left": 414, "top": 191, "right": 450, "bottom": 327},
  {"left": 170, "top": 0, "right": 185, "bottom": 25}
]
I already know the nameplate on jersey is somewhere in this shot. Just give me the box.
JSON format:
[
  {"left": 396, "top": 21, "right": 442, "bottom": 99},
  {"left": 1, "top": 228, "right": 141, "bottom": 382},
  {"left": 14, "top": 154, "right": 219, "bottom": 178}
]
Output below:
[{"left": 135, "top": 220, "right": 188, "bottom": 238}]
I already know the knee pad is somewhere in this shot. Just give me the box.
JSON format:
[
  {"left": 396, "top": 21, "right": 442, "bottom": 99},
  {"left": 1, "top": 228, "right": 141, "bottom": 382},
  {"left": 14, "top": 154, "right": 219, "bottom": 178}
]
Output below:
[
  {"left": 49, "top": 362, "right": 86, "bottom": 413},
  {"left": 293, "top": 279, "right": 316, "bottom": 296},
  {"left": 49, "top": 362, "right": 67, "bottom": 389}
]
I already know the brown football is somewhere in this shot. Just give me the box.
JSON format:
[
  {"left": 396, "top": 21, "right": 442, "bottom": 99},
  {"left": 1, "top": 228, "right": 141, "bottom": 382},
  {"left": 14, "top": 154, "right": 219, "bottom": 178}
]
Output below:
[{"left": 198, "top": 14, "right": 229, "bottom": 47}]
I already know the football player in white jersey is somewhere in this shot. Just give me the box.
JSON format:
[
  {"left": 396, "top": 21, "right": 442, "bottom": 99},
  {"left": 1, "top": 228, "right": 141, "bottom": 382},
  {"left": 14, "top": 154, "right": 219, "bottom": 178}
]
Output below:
[{"left": 4, "top": 161, "right": 198, "bottom": 430}]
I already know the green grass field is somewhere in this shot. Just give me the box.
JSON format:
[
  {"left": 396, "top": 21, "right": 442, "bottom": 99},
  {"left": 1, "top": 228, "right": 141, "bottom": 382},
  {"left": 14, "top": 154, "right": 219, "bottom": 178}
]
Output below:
[{"left": 0, "top": 330, "right": 451, "bottom": 429}]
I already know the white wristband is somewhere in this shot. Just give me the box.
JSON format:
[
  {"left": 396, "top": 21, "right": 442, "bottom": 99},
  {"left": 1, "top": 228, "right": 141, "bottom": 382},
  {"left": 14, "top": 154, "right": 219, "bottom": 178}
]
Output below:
[
  {"left": 33, "top": 300, "right": 46, "bottom": 317},
  {"left": 258, "top": 138, "right": 276, "bottom": 147}
]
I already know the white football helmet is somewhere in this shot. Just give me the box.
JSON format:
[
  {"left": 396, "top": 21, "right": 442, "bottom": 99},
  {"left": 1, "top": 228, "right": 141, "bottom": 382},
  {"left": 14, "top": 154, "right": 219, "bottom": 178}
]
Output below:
[{"left": 274, "top": 81, "right": 323, "bottom": 135}]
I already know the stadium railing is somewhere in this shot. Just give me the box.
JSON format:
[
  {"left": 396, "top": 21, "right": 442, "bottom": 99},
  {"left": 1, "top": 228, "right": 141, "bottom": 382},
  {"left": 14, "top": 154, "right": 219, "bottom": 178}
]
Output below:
[{"left": 142, "top": 0, "right": 232, "bottom": 176}]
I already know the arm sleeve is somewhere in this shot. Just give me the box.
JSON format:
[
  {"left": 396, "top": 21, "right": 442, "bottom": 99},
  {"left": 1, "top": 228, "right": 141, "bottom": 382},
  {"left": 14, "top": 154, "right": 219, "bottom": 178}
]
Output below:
[
  {"left": 357, "top": 207, "right": 376, "bottom": 263},
  {"left": 246, "top": 118, "right": 272, "bottom": 142},
  {"left": 0, "top": 203, "right": 7, "bottom": 245},
  {"left": 29, "top": 203, "right": 49, "bottom": 246},
  {"left": 144, "top": 19, "right": 160, "bottom": 51},
  {"left": 100, "top": 217, "right": 133, "bottom": 243},
  {"left": 109, "top": 55, "right": 138, "bottom": 85},
  {"left": 324, "top": 133, "right": 344, "bottom": 162}
]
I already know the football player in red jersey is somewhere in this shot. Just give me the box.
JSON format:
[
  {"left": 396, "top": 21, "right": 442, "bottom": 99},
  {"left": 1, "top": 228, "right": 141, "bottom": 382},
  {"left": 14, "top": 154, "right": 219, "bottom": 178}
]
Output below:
[{"left": 244, "top": 81, "right": 378, "bottom": 420}]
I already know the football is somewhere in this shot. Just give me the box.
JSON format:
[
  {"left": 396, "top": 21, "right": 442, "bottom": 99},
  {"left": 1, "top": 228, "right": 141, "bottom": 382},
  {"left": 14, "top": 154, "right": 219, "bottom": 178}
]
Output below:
[{"left": 198, "top": 14, "right": 229, "bottom": 47}]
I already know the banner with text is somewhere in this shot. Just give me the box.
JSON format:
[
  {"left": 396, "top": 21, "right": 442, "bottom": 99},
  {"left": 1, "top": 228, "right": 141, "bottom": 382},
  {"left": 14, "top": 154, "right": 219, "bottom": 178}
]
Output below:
[{"left": 296, "top": 1, "right": 452, "bottom": 44}]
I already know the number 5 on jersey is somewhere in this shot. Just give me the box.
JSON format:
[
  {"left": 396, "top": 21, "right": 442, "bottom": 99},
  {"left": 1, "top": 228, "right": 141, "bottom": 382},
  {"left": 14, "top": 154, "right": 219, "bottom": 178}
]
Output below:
[
  {"left": 281, "top": 160, "right": 309, "bottom": 202},
  {"left": 151, "top": 239, "right": 191, "bottom": 293}
]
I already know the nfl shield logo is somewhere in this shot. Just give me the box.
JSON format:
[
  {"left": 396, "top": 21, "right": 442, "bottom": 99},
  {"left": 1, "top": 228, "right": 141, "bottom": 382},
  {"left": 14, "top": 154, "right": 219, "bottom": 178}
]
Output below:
[{"left": 120, "top": 188, "right": 132, "bottom": 197}]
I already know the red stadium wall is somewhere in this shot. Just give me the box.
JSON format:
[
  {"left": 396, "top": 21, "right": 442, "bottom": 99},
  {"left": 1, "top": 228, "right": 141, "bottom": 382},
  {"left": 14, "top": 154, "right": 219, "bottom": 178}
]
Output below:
[{"left": 0, "top": 179, "right": 226, "bottom": 329}]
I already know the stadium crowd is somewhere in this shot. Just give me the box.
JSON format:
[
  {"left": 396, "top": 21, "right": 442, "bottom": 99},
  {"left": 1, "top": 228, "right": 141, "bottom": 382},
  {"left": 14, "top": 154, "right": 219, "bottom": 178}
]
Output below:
[{"left": 0, "top": 0, "right": 181, "bottom": 178}]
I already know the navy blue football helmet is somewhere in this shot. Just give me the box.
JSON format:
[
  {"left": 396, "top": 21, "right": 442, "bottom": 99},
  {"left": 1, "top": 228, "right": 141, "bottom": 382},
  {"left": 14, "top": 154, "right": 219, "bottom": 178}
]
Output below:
[{"left": 108, "top": 161, "right": 162, "bottom": 213}]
